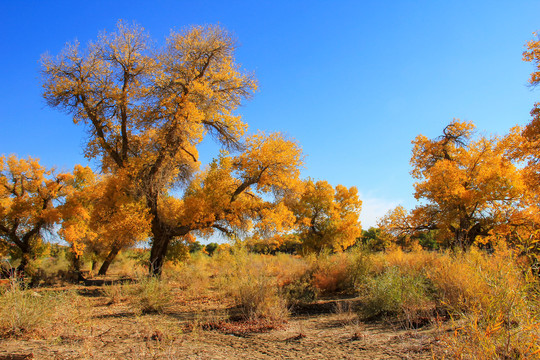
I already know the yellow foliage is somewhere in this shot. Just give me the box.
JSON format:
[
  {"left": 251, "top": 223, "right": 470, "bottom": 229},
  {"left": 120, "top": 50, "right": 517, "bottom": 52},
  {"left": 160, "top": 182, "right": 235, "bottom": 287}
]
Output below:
[
  {"left": 407, "top": 120, "right": 525, "bottom": 248},
  {"left": 0, "top": 155, "right": 88, "bottom": 267},
  {"left": 290, "top": 179, "right": 362, "bottom": 253},
  {"left": 60, "top": 171, "right": 151, "bottom": 256},
  {"left": 169, "top": 132, "right": 303, "bottom": 243}
]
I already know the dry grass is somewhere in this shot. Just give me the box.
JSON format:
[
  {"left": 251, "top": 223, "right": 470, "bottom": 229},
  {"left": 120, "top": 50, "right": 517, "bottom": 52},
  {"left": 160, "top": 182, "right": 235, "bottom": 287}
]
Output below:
[
  {"left": 1, "top": 246, "right": 539, "bottom": 359},
  {"left": 216, "top": 248, "right": 289, "bottom": 323},
  {"left": 0, "top": 280, "right": 88, "bottom": 338},
  {"left": 103, "top": 277, "right": 174, "bottom": 314},
  {"left": 430, "top": 248, "right": 540, "bottom": 359}
]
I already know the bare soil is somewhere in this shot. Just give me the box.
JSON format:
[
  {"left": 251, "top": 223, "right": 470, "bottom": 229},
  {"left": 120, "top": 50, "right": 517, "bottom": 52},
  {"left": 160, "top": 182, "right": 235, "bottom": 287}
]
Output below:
[{"left": 0, "top": 285, "right": 443, "bottom": 359}]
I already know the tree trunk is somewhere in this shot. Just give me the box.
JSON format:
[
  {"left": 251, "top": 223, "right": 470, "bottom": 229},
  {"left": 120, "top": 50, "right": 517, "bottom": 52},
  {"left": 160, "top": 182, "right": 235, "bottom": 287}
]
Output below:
[
  {"left": 70, "top": 253, "right": 87, "bottom": 282},
  {"left": 16, "top": 254, "right": 29, "bottom": 274},
  {"left": 146, "top": 188, "right": 191, "bottom": 276},
  {"left": 71, "top": 253, "right": 81, "bottom": 272},
  {"left": 148, "top": 215, "right": 192, "bottom": 276},
  {"left": 16, "top": 243, "right": 31, "bottom": 275},
  {"left": 98, "top": 247, "right": 120, "bottom": 276},
  {"left": 149, "top": 225, "right": 171, "bottom": 277}
]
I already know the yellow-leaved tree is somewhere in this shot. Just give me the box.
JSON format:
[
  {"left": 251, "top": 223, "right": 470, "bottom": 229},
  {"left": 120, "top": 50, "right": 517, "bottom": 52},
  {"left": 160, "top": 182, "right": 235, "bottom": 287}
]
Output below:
[
  {"left": 157, "top": 132, "right": 303, "bottom": 255},
  {"left": 42, "top": 22, "right": 259, "bottom": 275},
  {"left": 384, "top": 120, "right": 525, "bottom": 249},
  {"left": 0, "top": 155, "right": 90, "bottom": 273},
  {"left": 496, "top": 33, "right": 540, "bottom": 272},
  {"left": 60, "top": 170, "right": 151, "bottom": 276},
  {"left": 377, "top": 205, "right": 418, "bottom": 250},
  {"left": 517, "top": 32, "right": 540, "bottom": 187},
  {"left": 288, "top": 179, "right": 362, "bottom": 253}
]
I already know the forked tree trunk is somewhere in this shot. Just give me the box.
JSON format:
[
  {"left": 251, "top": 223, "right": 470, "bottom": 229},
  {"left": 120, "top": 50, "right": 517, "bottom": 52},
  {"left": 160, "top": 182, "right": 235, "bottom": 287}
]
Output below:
[
  {"left": 98, "top": 247, "right": 120, "bottom": 276},
  {"left": 146, "top": 189, "right": 192, "bottom": 276},
  {"left": 148, "top": 215, "right": 191, "bottom": 276}
]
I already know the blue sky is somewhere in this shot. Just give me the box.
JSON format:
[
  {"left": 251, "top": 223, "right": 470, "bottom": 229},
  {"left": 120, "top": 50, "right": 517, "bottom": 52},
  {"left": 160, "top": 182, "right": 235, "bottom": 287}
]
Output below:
[{"left": 1, "top": 1, "right": 539, "bottom": 228}]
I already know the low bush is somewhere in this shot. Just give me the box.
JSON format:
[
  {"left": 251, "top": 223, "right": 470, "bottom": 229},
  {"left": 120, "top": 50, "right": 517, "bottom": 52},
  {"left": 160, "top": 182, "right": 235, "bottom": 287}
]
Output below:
[
  {"left": 432, "top": 248, "right": 540, "bottom": 358},
  {"left": 0, "top": 282, "right": 85, "bottom": 337},
  {"left": 103, "top": 277, "right": 174, "bottom": 314},
  {"left": 129, "top": 277, "right": 174, "bottom": 314},
  {"left": 102, "top": 281, "right": 132, "bottom": 304},
  {"left": 217, "top": 248, "right": 288, "bottom": 323},
  {"left": 310, "top": 249, "right": 371, "bottom": 296},
  {"left": 360, "top": 266, "right": 434, "bottom": 327},
  {"left": 163, "top": 252, "right": 213, "bottom": 297},
  {"left": 281, "top": 271, "right": 317, "bottom": 306}
]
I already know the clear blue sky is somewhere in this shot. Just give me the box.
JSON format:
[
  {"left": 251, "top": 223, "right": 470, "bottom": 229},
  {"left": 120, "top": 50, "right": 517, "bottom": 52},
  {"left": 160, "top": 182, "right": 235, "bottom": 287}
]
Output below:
[{"left": 1, "top": 1, "right": 539, "bottom": 228}]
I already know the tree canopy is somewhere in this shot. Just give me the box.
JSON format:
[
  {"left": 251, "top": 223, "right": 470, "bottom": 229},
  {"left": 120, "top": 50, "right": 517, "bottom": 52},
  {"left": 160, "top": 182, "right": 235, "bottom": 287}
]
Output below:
[
  {"left": 41, "top": 22, "right": 309, "bottom": 275},
  {"left": 380, "top": 120, "right": 526, "bottom": 249},
  {"left": 288, "top": 179, "right": 362, "bottom": 253},
  {"left": 0, "top": 155, "right": 90, "bottom": 271}
]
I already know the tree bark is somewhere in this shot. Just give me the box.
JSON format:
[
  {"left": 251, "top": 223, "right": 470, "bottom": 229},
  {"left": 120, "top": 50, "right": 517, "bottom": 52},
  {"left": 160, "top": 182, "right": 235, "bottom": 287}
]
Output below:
[
  {"left": 16, "top": 242, "right": 31, "bottom": 274},
  {"left": 148, "top": 219, "right": 172, "bottom": 276},
  {"left": 148, "top": 215, "right": 191, "bottom": 276},
  {"left": 98, "top": 246, "right": 120, "bottom": 276},
  {"left": 16, "top": 254, "right": 29, "bottom": 274},
  {"left": 70, "top": 254, "right": 87, "bottom": 282}
]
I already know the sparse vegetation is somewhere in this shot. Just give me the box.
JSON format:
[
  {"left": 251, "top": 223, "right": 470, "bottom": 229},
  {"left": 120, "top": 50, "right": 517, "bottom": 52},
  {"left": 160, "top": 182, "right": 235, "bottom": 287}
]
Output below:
[
  {"left": 0, "top": 281, "right": 86, "bottom": 337},
  {"left": 0, "top": 245, "right": 539, "bottom": 358},
  {"left": 2, "top": 15, "right": 540, "bottom": 360}
]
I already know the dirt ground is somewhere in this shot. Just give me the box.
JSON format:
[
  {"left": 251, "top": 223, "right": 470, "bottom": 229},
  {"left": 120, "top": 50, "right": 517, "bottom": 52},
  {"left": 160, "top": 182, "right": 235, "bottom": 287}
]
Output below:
[{"left": 0, "top": 285, "right": 443, "bottom": 360}]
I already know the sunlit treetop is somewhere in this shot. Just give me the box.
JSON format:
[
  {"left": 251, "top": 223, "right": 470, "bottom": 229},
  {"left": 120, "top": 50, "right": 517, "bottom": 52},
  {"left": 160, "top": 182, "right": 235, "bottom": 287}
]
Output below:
[
  {"left": 510, "top": 34, "right": 540, "bottom": 189},
  {"left": 405, "top": 120, "right": 525, "bottom": 248},
  {"left": 0, "top": 155, "right": 93, "bottom": 270},
  {"left": 41, "top": 21, "right": 257, "bottom": 186},
  {"left": 290, "top": 179, "right": 362, "bottom": 253}
]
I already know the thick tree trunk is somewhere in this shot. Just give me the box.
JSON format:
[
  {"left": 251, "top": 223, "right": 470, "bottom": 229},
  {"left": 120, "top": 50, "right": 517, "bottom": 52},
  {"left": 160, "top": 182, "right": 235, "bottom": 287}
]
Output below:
[
  {"left": 148, "top": 216, "right": 192, "bottom": 276},
  {"left": 70, "top": 254, "right": 87, "bottom": 282},
  {"left": 16, "top": 254, "right": 29, "bottom": 274},
  {"left": 98, "top": 247, "right": 120, "bottom": 276},
  {"left": 145, "top": 188, "right": 191, "bottom": 276},
  {"left": 16, "top": 243, "right": 31, "bottom": 275},
  {"left": 149, "top": 223, "right": 172, "bottom": 277}
]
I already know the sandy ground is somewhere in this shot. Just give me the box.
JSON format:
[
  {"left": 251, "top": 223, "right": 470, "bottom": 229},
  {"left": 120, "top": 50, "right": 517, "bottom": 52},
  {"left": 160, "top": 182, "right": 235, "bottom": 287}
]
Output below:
[{"left": 0, "top": 286, "right": 443, "bottom": 359}]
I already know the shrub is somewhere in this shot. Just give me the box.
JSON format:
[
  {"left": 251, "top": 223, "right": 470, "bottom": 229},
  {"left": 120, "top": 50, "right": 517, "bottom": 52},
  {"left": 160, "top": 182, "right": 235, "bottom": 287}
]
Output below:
[
  {"left": 426, "top": 248, "right": 529, "bottom": 315},
  {"left": 361, "top": 267, "right": 434, "bottom": 328},
  {"left": 103, "top": 277, "right": 174, "bottom": 314},
  {"left": 163, "top": 252, "right": 212, "bottom": 297},
  {"left": 426, "top": 251, "right": 491, "bottom": 314},
  {"left": 311, "top": 254, "right": 352, "bottom": 294},
  {"left": 0, "top": 282, "right": 85, "bottom": 337},
  {"left": 433, "top": 248, "right": 540, "bottom": 358},
  {"left": 311, "top": 249, "right": 371, "bottom": 296},
  {"left": 230, "top": 267, "right": 287, "bottom": 321},
  {"left": 217, "top": 248, "right": 288, "bottom": 322},
  {"left": 102, "top": 281, "right": 131, "bottom": 304},
  {"left": 281, "top": 271, "right": 317, "bottom": 306},
  {"left": 439, "top": 309, "right": 540, "bottom": 359},
  {"left": 129, "top": 277, "right": 174, "bottom": 315}
]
